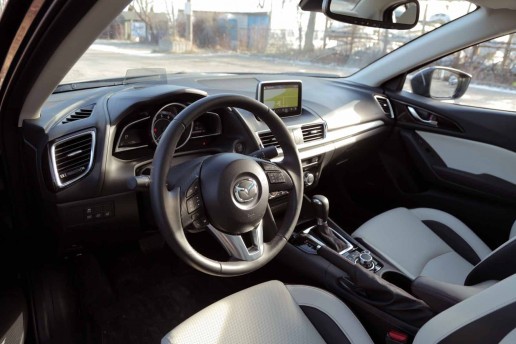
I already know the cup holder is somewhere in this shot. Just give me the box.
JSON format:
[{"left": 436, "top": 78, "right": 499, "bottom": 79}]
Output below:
[{"left": 381, "top": 271, "right": 412, "bottom": 293}]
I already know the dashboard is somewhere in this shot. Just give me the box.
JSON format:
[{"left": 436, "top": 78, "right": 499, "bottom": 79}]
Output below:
[{"left": 22, "top": 74, "right": 392, "bottom": 243}]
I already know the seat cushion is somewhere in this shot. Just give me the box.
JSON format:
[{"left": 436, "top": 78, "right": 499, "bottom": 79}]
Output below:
[
  {"left": 287, "top": 284, "right": 373, "bottom": 344},
  {"left": 415, "top": 274, "right": 516, "bottom": 344},
  {"left": 352, "top": 208, "right": 491, "bottom": 284},
  {"left": 162, "top": 280, "right": 373, "bottom": 344}
]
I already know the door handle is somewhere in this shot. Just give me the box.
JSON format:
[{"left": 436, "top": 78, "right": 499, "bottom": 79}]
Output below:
[{"left": 407, "top": 106, "right": 438, "bottom": 127}]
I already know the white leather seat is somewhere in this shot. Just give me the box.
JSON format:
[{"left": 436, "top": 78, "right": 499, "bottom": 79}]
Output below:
[
  {"left": 162, "top": 280, "right": 373, "bottom": 344},
  {"left": 352, "top": 207, "right": 515, "bottom": 285},
  {"left": 162, "top": 276, "right": 516, "bottom": 344}
]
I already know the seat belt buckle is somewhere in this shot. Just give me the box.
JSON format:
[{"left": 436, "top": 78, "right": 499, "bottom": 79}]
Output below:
[{"left": 386, "top": 330, "right": 409, "bottom": 344}]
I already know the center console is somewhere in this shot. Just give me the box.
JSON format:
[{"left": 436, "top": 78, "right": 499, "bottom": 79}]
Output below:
[
  {"left": 284, "top": 194, "right": 496, "bottom": 343},
  {"left": 286, "top": 194, "right": 434, "bottom": 342},
  {"left": 298, "top": 226, "right": 383, "bottom": 272},
  {"left": 292, "top": 195, "right": 383, "bottom": 272}
]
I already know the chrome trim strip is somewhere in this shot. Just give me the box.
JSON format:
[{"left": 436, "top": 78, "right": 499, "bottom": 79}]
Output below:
[
  {"left": 302, "top": 225, "right": 354, "bottom": 255},
  {"left": 151, "top": 102, "right": 193, "bottom": 147},
  {"left": 50, "top": 130, "right": 96, "bottom": 189},
  {"left": 208, "top": 222, "right": 264, "bottom": 261},
  {"left": 302, "top": 161, "right": 319, "bottom": 168},
  {"left": 256, "top": 120, "right": 327, "bottom": 150},
  {"left": 374, "top": 95, "right": 394, "bottom": 119},
  {"left": 115, "top": 116, "right": 150, "bottom": 153},
  {"left": 408, "top": 106, "right": 438, "bottom": 127},
  {"left": 330, "top": 120, "right": 384, "bottom": 149},
  {"left": 268, "top": 120, "right": 384, "bottom": 162}
]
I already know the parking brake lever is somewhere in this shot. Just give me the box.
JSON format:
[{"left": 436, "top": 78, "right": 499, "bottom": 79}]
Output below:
[{"left": 318, "top": 245, "right": 434, "bottom": 327}]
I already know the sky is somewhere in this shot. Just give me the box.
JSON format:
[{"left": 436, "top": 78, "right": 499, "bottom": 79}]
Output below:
[
  {"left": 131, "top": 0, "right": 474, "bottom": 33},
  {"left": 150, "top": 0, "right": 281, "bottom": 14},
  {"left": 134, "top": 0, "right": 307, "bottom": 30},
  {"left": 147, "top": 0, "right": 473, "bottom": 16}
]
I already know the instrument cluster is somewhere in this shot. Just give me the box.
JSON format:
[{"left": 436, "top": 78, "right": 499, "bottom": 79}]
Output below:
[{"left": 115, "top": 101, "right": 222, "bottom": 156}]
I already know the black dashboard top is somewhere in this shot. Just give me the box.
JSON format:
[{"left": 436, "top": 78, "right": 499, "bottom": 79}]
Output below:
[{"left": 23, "top": 74, "right": 391, "bottom": 205}]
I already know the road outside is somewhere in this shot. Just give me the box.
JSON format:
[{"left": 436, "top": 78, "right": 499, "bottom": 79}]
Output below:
[
  {"left": 63, "top": 40, "right": 356, "bottom": 83},
  {"left": 64, "top": 40, "right": 516, "bottom": 113}
]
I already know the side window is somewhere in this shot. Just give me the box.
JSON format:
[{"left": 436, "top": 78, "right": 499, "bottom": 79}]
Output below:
[{"left": 404, "top": 33, "right": 516, "bottom": 112}]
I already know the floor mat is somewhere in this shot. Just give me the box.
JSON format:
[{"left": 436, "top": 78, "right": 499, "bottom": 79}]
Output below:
[{"left": 77, "top": 240, "right": 302, "bottom": 344}]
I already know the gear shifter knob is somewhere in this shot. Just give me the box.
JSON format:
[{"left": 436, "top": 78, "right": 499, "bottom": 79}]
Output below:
[{"left": 312, "top": 195, "right": 329, "bottom": 224}]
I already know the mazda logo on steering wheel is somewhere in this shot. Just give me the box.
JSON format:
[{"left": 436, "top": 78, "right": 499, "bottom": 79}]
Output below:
[{"left": 233, "top": 178, "right": 258, "bottom": 203}]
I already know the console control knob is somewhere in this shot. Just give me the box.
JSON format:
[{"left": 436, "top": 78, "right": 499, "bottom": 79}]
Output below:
[
  {"left": 304, "top": 172, "right": 315, "bottom": 186},
  {"left": 359, "top": 251, "right": 374, "bottom": 269}
]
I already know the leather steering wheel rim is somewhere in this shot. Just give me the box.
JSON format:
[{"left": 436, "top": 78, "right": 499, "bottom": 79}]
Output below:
[{"left": 150, "top": 94, "right": 303, "bottom": 276}]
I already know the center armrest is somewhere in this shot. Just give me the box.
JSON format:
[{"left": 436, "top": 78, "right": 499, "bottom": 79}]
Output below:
[{"left": 411, "top": 276, "right": 495, "bottom": 313}]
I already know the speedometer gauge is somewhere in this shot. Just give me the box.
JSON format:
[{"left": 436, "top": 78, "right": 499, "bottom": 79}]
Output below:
[{"left": 151, "top": 103, "right": 192, "bottom": 147}]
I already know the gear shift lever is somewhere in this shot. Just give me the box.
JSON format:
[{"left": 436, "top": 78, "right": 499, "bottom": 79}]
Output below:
[
  {"left": 312, "top": 195, "right": 329, "bottom": 225},
  {"left": 311, "top": 195, "right": 348, "bottom": 252}
]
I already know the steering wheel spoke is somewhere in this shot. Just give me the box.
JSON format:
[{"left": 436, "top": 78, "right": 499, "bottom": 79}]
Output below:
[{"left": 208, "top": 222, "right": 264, "bottom": 261}]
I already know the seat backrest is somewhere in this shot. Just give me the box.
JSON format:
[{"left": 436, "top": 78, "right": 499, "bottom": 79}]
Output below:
[
  {"left": 465, "top": 236, "right": 516, "bottom": 285},
  {"left": 414, "top": 274, "right": 516, "bottom": 343},
  {"left": 0, "top": 287, "right": 27, "bottom": 344}
]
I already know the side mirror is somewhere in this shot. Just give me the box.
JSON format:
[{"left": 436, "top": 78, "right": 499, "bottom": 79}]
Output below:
[
  {"left": 322, "top": 0, "right": 419, "bottom": 30},
  {"left": 410, "top": 67, "right": 471, "bottom": 100}
]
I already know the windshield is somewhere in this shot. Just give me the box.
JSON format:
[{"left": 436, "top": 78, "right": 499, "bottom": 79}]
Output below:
[{"left": 62, "top": 0, "right": 474, "bottom": 84}]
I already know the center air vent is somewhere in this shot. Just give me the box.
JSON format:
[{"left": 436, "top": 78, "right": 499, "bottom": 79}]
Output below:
[
  {"left": 258, "top": 131, "right": 280, "bottom": 148},
  {"left": 50, "top": 130, "right": 95, "bottom": 188},
  {"left": 301, "top": 123, "right": 325, "bottom": 143},
  {"left": 61, "top": 104, "right": 95, "bottom": 124},
  {"left": 374, "top": 96, "right": 394, "bottom": 119}
]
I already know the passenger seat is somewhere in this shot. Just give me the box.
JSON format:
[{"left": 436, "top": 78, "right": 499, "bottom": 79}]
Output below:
[{"left": 352, "top": 208, "right": 516, "bottom": 285}]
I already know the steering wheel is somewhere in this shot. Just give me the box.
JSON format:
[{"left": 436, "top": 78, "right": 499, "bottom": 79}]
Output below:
[{"left": 150, "top": 94, "right": 303, "bottom": 276}]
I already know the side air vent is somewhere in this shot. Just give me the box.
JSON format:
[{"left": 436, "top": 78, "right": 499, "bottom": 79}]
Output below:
[
  {"left": 50, "top": 130, "right": 95, "bottom": 188},
  {"left": 374, "top": 96, "right": 394, "bottom": 119},
  {"left": 62, "top": 104, "right": 95, "bottom": 124},
  {"left": 258, "top": 131, "right": 280, "bottom": 148},
  {"left": 301, "top": 123, "right": 325, "bottom": 143}
]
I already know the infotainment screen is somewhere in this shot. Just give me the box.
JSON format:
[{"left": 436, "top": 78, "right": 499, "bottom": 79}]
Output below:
[{"left": 257, "top": 80, "right": 302, "bottom": 117}]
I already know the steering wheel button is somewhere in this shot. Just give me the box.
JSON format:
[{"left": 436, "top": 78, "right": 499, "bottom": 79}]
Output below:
[
  {"left": 267, "top": 172, "right": 285, "bottom": 184},
  {"left": 193, "top": 216, "right": 209, "bottom": 228},
  {"left": 261, "top": 163, "right": 279, "bottom": 171},
  {"left": 192, "top": 212, "right": 203, "bottom": 221},
  {"left": 187, "top": 179, "right": 200, "bottom": 197},
  {"left": 187, "top": 195, "right": 202, "bottom": 213}
]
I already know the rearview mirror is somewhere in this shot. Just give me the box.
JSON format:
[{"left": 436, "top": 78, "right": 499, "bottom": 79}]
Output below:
[
  {"left": 411, "top": 67, "right": 472, "bottom": 100},
  {"left": 322, "top": 0, "right": 419, "bottom": 30}
]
